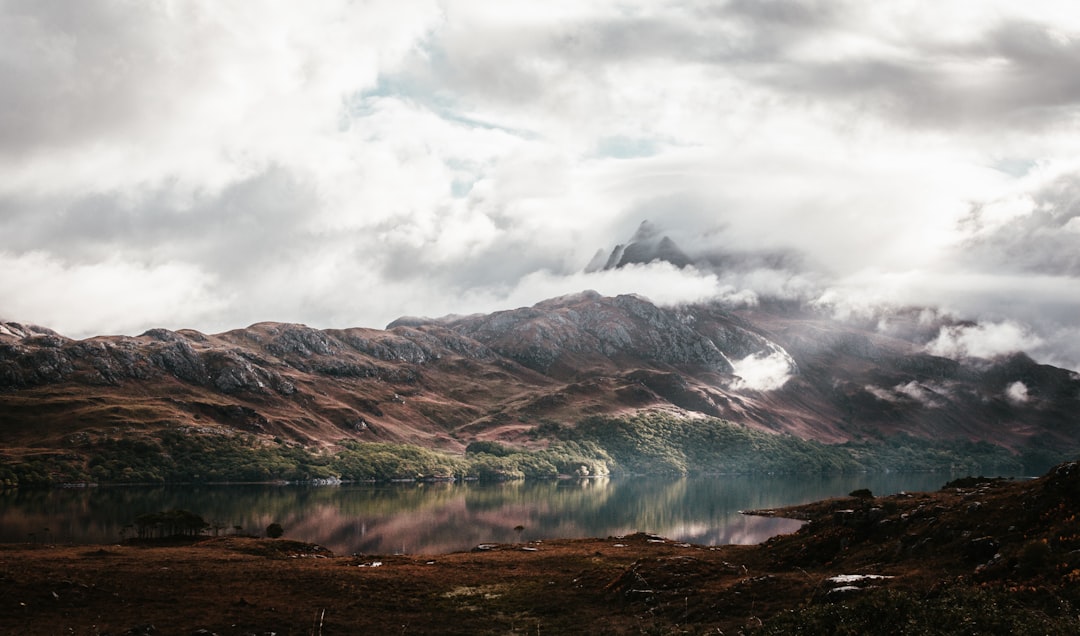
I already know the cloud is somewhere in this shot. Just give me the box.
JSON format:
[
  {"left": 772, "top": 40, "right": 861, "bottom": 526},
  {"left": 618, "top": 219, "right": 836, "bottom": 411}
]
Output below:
[
  {"left": 729, "top": 347, "right": 796, "bottom": 392},
  {"left": 0, "top": 1, "right": 439, "bottom": 194},
  {"left": 0, "top": 251, "right": 223, "bottom": 336},
  {"left": 743, "top": 6, "right": 1080, "bottom": 133},
  {"left": 1005, "top": 381, "right": 1030, "bottom": 405},
  {"left": 864, "top": 381, "right": 952, "bottom": 408},
  {"left": 893, "top": 381, "right": 947, "bottom": 409},
  {"left": 864, "top": 385, "right": 899, "bottom": 403},
  {"left": 435, "top": 262, "right": 742, "bottom": 325},
  {"left": 925, "top": 321, "right": 1044, "bottom": 361},
  {"left": 0, "top": 0, "right": 1078, "bottom": 376},
  {"left": 957, "top": 170, "right": 1080, "bottom": 277}
]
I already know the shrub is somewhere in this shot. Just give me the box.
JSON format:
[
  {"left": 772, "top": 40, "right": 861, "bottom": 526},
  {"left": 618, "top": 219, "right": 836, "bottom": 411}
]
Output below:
[
  {"left": 134, "top": 509, "right": 208, "bottom": 539},
  {"left": 465, "top": 440, "right": 512, "bottom": 457},
  {"left": 1018, "top": 539, "right": 1051, "bottom": 576}
]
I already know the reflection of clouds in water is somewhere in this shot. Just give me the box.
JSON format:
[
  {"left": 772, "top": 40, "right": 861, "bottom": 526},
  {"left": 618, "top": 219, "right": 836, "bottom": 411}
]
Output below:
[
  {"left": 0, "top": 473, "right": 949, "bottom": 554},
  {"left": 675, "top": 516, "right": 806, "bottom": 547},
  {"left": 243, "top": 480, "right": 812, "bottom": 554}
]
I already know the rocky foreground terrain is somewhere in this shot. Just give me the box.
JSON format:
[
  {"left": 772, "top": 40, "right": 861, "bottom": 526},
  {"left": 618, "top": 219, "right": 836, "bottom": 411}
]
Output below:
[
  {"left": 2, "top": 462, "right": 1078, "bottom": 635},
  {"left": 2, "top": 291, "right": 1079, "bottom": 483}
]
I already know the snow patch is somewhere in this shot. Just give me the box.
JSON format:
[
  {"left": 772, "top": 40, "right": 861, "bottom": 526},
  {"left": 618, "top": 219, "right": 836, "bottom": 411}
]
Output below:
[{"left": 827, "top": 574, "right": 894, "bottom": 584}]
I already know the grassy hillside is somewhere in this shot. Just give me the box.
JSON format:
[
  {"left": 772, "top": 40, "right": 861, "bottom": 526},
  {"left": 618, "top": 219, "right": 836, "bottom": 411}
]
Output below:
[{"left": 5, "top": 411, "right": 1073, "bottom": 487}]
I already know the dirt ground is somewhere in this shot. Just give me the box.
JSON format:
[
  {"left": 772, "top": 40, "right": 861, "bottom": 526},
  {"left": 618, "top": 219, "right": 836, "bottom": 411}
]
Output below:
[
  {"left": 1, "top": 533, "right": 771, "bottom": 635},
  {"left": 2, "top": 463, "right": 1079, "bottom": 635}
]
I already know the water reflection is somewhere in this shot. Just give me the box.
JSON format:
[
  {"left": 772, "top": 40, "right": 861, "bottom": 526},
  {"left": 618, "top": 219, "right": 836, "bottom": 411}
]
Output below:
[{"left": 0, "top": 472, "right": 956, "bottom": 555}]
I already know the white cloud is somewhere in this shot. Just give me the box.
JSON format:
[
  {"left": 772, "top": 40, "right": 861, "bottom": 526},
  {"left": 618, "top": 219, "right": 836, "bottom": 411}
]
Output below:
[
  {"left": 0, "top": 252, "right": 223, "bottom": 337},
  {"left": 459, "top": 262, "right": 733, "bottom": 319},
  {"left": 729, "top": 347, "right": 796, "bottom": 392},
  {"left": 925, "top": 321, "right": 1044, "bottom": 360},
  {"left": 865, "top": 385, "right": 899, "bottom": 403},
  {"left": 893, "top": 381, "right": 947, "bottom": 408},
  {"left": 1005, "top": 381, "right": 1030, "bottom": 405},
  {"left": 0, "top": 1, "right": 440, "bottom": 196},
  {"left": 865, "top": 381, "right": 954, "bottom": 408}
]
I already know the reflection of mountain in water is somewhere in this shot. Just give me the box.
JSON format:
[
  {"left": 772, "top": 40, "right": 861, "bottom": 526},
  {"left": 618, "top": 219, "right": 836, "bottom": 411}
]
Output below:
[{"left": 0, "top": 474, "right": 955, "bottom": 554}]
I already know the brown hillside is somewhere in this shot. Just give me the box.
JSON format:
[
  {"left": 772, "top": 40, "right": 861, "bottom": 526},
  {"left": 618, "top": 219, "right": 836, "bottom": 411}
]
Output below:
[{"left": 2, "top": 293, "right": 1078, "bottom": 464}]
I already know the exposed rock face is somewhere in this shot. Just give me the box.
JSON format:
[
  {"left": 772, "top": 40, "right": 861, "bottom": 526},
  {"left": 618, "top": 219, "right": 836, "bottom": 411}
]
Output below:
[
  {"left": 2, "top": 291, "right": 1079, "bottom": 457},
  {"left": 0, "top": 320, "right": 490, "bottom": 393},
  {"left": 591, "top": 221, "right": 695, "bottom": 271},
  {"left": 437, "top": 292, "right": 752, "bottom": 376}
]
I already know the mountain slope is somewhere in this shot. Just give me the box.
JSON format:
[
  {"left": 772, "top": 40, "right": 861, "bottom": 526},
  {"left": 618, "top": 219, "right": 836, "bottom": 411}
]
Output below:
[{"left": 2, "top": 292, "right": 1078, "bottom": 478}]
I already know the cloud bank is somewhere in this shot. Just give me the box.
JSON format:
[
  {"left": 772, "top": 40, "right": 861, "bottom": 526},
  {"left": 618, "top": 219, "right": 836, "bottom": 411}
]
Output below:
[{"left": 1, "top": 1, "right": 1079, "bottom": 370}]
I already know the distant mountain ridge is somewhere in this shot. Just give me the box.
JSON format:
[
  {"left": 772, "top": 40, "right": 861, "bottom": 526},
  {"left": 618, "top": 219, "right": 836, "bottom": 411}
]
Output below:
[
  {"left": 3, "top": 290, "right": 1078, "bottom": 479},
  {"left": 584, "top": 219, "right": 805, "bottom": 277},
  {"left": 585, "top": 221, "right": 695, "bottom": 271}
]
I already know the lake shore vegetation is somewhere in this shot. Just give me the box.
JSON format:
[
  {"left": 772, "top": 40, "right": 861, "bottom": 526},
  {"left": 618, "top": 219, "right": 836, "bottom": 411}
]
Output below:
[{"left": 2, "top": 413, "right": 1073, "bottom": 488}]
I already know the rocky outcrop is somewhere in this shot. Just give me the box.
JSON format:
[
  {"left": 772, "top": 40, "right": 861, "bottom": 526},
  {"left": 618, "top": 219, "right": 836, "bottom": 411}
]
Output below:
[
  {"left": 0, "top": 319, "right": 495, "bottom": 392},
  {"left": 438, "top": 292, "right": 772, "bottom": 375}
]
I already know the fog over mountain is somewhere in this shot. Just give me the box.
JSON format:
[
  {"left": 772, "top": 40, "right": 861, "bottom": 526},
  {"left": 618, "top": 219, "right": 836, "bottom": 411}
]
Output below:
[{"left": 2, "top": 1, "right": 1080, "bottom": 371}]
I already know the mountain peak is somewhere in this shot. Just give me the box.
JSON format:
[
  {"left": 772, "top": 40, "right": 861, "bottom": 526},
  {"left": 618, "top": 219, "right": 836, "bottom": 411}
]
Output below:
[
  {"left": 593, "top": 221, "right": 693, "bottom": 271},
  {"left": 629, "top": 219, "right": 662, "bottom": 243}
]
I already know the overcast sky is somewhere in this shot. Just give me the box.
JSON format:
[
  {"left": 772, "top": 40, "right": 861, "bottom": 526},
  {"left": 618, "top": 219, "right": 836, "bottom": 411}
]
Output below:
[{"left": 2, "top": 1, "right": 1080, "bottom": 370}]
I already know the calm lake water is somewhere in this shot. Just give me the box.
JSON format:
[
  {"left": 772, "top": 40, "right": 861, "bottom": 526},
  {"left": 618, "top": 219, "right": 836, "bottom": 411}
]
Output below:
[{"left": 0, "top": 473, "right": 960, "bottom": 555}]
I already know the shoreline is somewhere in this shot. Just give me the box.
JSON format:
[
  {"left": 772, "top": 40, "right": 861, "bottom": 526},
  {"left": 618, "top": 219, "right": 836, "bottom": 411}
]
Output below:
[{"left": 2, "top": 465, "right": 1077, "bottom": 633}]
